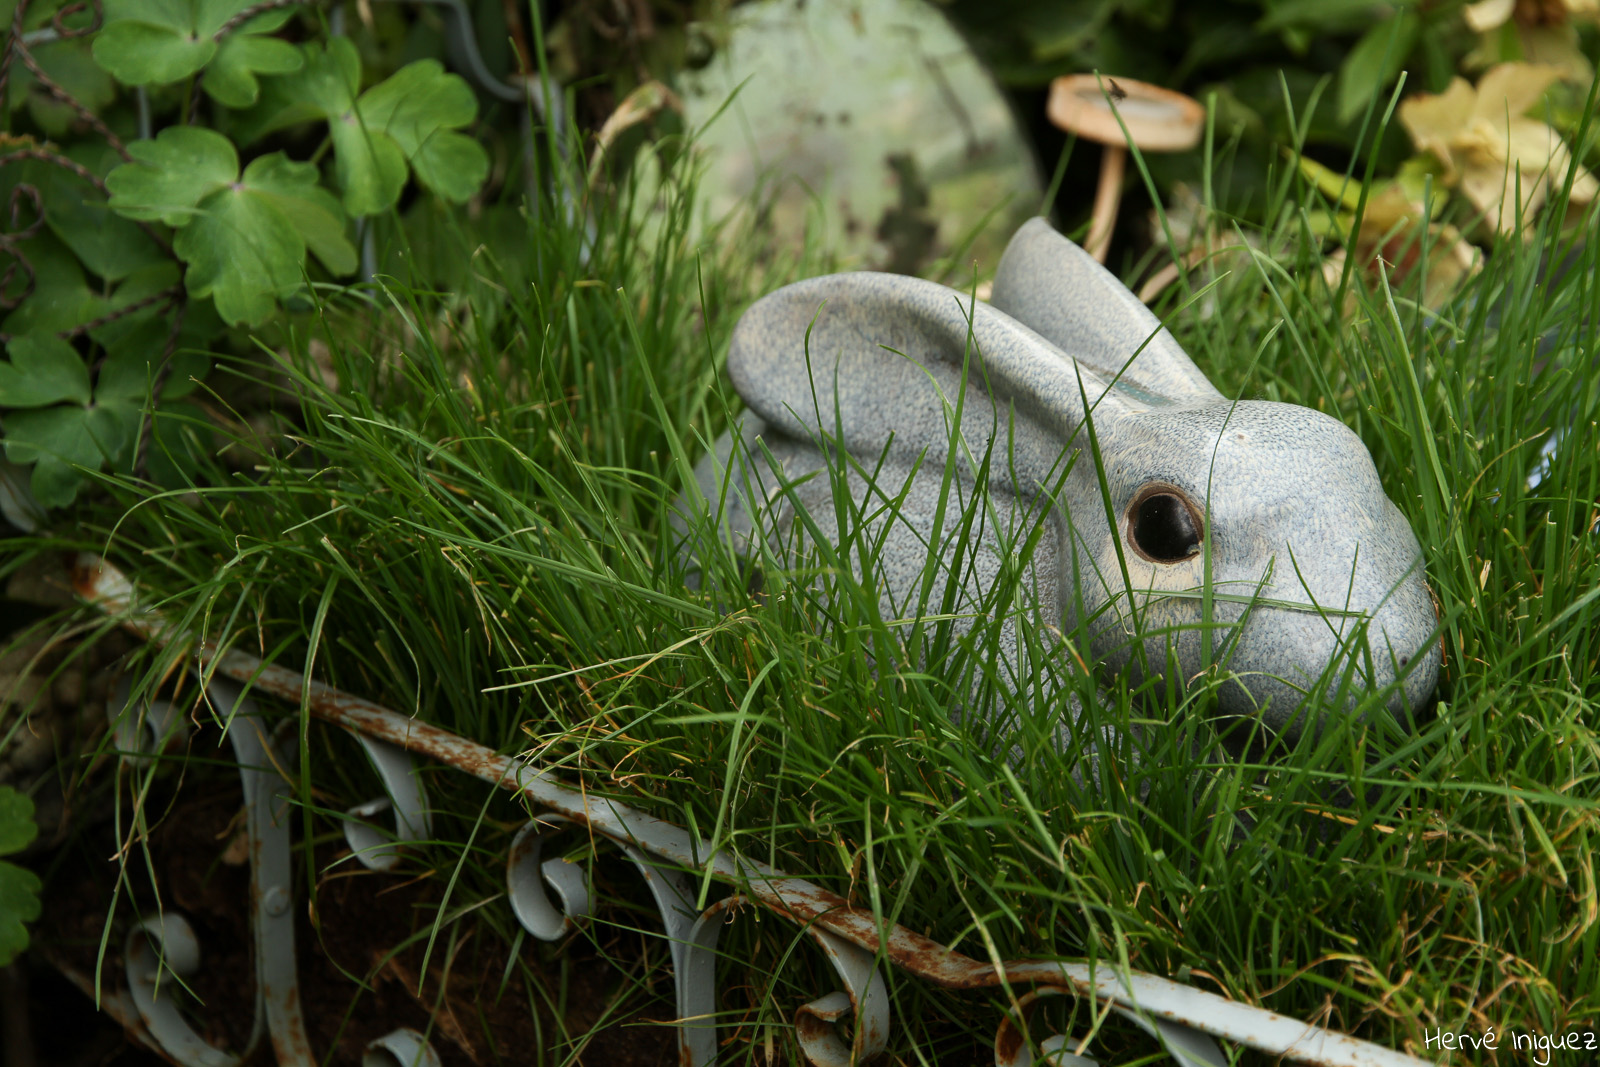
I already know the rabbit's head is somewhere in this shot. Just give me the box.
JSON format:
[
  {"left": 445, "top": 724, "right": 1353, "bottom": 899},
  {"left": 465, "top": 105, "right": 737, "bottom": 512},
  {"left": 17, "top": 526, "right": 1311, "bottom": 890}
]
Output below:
[
  {"left": 1062, "top": 398, "right": 1440, "bottom": 739},
  {"left": 993, "top": 218, "right": 1440, "bottom": 738},
  {"left": 694, "top": 217, "right": 1440, "bottom": 741}
]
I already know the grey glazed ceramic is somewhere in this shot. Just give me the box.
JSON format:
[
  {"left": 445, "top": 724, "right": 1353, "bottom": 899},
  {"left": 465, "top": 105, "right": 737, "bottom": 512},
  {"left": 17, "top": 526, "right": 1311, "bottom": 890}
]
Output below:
[{"left": 687, "top": 218, "right": 1440, "bottom": 738}]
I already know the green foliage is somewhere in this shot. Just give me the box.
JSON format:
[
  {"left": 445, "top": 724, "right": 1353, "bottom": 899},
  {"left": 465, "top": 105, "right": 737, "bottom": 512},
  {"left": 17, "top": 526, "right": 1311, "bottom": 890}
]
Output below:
[
  {"left": 107, "top": 128, "right": 357, "bottom": 324},
  {"left": 93, "top": 0, "right": 303, "bottom": 107},
  {"left": 0, "top": 785, "right": 41, "bottom": 965},
  {"left": 240, "top": 39, "right": 490, "bottom": 215},
  {"left": 0, "top": 0, "right": 494, "bottom": 510}
]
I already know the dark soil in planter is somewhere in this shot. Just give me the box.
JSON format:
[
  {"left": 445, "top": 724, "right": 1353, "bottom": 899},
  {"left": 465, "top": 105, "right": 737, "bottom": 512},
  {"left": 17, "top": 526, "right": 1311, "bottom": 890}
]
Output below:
[{"left": 32, "top": 762, "right": 681, "bottom": 1066}]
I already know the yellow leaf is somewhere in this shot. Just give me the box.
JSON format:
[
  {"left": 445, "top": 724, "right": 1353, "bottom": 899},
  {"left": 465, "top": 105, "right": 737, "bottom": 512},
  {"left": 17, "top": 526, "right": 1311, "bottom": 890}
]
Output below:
[
  {"left": 1470, "top": 62, "right": 1564, "bottom": 123},
  {"left": 1464, "top": 0, "right": 1515, "bottom": 31},
  {"left": 1362, "top": 181, "right": 1423, "bottom": 231},
  {"left": 1399, "top": 79, "right": 1476, "bottom": 174},
  {"left": 1399, "top": 62, "right": 1595, "bottom": 229},
  {"left": 1297, "top": 155, "right": 1364, "bottom": 210},
  {"left": 1459, "top": 156, "right": 1547, "bottom": 230},
  {"left": 1519, "top": 24, "right": 1594, "bottom": 83}
]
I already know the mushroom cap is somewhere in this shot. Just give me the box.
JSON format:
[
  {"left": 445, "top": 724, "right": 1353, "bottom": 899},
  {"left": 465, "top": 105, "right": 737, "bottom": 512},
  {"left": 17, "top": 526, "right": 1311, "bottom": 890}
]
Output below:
[{"left": 1048, "top": 75, "right": 1205, "bottom": 152}]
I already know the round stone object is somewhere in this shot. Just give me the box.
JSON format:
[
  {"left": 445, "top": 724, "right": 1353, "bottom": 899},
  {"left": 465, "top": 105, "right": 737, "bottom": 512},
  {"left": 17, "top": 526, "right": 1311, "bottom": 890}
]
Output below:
[{"left": 679, "top": 0, "right": 1042, "bottom": 274}]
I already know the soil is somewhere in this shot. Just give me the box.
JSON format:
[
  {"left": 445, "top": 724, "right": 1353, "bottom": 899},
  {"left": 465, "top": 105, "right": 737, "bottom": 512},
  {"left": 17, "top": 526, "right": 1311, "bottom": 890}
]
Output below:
[{"left": 30, "top": 763, "right": 680, "bottom": 1067}]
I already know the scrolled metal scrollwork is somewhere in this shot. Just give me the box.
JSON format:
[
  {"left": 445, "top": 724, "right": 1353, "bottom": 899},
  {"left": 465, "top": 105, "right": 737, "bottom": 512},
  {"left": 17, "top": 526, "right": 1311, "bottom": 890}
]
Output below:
[
  {"left": 340, "top": 732, "right": 433, "bottom": 871},
  {"left": 208, "top": 677, "right": 314, "bottom": 1067},
  {"left": 125, "top": 913, "right": 243, "bottom": 1067},
  {"left": 793, "top": 926, "right": 890, "bottom": 1067},
  {"left": 362, "top": 1027, "right": 442, "bottom": 1067},
  {"left": 506, "top": 814, "right": 592, "bottom": 940},
  {"left": 109, "top": 676, "right": 190, "bottom": 767},
  {"left": 994, "top": 986, "right": 1099, "bottom": 1067},
  {"left": 116, "top": 675, "right": 316, "bottom": 1067}
]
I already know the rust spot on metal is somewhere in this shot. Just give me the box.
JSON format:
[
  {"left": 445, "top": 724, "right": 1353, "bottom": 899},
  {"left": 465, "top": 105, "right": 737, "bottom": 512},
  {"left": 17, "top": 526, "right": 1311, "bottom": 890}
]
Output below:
[
  {"left": 267, "top": 984, "right": 312, "bottom": 1064},
  {"left": 994, "top": 1018, "right": 1024, "bottom": 1061}
]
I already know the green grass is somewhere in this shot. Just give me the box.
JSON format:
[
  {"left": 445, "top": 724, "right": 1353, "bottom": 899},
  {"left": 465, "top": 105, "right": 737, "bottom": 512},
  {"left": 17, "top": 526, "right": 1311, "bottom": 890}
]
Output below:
[{"left": 20, "top": 91, "right": 1600, "bottom": 1065}]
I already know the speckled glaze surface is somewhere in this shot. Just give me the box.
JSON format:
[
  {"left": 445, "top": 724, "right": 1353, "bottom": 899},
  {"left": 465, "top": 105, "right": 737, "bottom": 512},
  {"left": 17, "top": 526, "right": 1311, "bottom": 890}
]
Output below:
[{"left": 687, "top": 217, "right": 1440, "bottom": 737}]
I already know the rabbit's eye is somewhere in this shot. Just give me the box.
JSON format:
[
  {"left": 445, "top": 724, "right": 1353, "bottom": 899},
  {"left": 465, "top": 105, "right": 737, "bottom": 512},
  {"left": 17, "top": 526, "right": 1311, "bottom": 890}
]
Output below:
[{"left": 1127, "top": 485, "right": 1203, "bottom": 563}]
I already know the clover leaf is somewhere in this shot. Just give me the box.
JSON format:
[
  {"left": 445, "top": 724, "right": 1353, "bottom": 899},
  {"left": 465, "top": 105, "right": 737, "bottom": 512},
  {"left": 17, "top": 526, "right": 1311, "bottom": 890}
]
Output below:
[
  {"left": 3, "top": 399, "right": 142, "bottom": 506},
  {"left": 0, "top": 786, "right": 42, "bottom": 966},
  {"left": 252, "top": 38, "right": 488, "bottom": 216},
  {"left": 0, "top": 230, "right": 108, "bottom": 338},
  {"left": 0, "top": 335, "right": 91, "bottom": 408},
  {"left": 354, "top": 59, "right": 490, "bottom": 205},
  {"left": 104, "top": 126, "right": 239, "bottom": 227},
  {"left": 36, "top": 155, "right": 168, "bottom": 283},
  {"left": 0, "top": 321, "right": 209, "bottom": 506},
  {"left": 106, "top": 126, "right": 356, "bottom": 325},
  {"left": 92, "top": 0, "right": 302, "bottom": 108}
]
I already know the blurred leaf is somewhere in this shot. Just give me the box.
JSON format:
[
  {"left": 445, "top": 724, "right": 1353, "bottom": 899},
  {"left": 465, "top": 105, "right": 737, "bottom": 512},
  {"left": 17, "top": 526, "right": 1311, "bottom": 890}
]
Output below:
[
  {"left": 359, "top": 60, "right": 490, "bottom": 204},
  {"left": 98, "top": 322, "right": 210, "bottom": 401},
  {"left": 0, "top": 334, "right": 91, "bottom": 407},
  {"left": 0, "top": 232, "right": 109, "bottom": 337},
  {"left": 15, "top": 39, "right": 115, "bottom": 137},
  {"left": 207, "top": 32, "right": 304, "bottom": 108},
  {"left": 1398, "top": 63, "right": 1597, "bottom": 231},
  {"left": 1299, "top": 154, "right": 1363, "bottom": 210},
  {"left": 93, "top": 0, "right": 301, "bottom": 106},
  {"left": 3, "top": 402, "right": 139, "bottom": 469},
  {"left": 1258, "top": 0, "right": 1409, "bottom": 33},
  {"left": 0, "top": 786, "right": 41, "bottom": 967},
  {"left": 144, "top": 400, "right": 209, "bottom": 488},
  {"left": 255, "top": 39, "right": 486, "bottom": 215},
  {"left": 1016, "top": 0, "right": 1115, "bottom": 61},
  {"left": 38, "top": 167, "right": 167, "bottom": 282},
  {"left": 3, "top": 398, "right": 140, "bottom": 505},
  {"left": 1337, "top": 9, "right": 1421, "bottom": 124},
  {"left": 0, "top": 788, "right": 38, "bottom": 856},
  {"left": 172, "top": 162, "right": 321, "bottom": 325},
  {"left": 106, "top": 126, "right": 240, "bottom": 227}
]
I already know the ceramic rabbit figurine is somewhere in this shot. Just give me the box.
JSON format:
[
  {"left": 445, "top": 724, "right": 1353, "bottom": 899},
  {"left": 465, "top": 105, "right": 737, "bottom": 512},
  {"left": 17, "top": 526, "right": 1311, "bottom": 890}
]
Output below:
[{"left": 685, "top": 218, "right": 1440, "bottom": 738}]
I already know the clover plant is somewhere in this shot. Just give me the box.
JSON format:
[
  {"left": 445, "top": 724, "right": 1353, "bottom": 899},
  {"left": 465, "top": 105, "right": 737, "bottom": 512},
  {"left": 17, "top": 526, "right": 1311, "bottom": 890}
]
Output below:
[{"left": 1, "top": 0, "right": 492, "bottom": 509}]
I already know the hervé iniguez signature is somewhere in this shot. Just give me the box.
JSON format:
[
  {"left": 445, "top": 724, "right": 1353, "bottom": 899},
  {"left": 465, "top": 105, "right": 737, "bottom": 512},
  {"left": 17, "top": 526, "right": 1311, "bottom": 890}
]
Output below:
[{"left": 1424, "top": 1027, "right": 1599, "bottom": 1064}]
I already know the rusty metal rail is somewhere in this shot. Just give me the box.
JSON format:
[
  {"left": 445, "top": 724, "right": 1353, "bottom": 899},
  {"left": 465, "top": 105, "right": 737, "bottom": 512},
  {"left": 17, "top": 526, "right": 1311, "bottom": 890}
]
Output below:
[{"left": 74, "top": 553, "right": 1433, "bottom": 1067}]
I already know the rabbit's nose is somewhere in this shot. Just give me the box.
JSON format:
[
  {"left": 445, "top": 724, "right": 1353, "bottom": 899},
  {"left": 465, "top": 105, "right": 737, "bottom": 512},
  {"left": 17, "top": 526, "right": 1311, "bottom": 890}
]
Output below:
[{"left": 1210, "top": 574, "right": 1441, "bottom": 742}]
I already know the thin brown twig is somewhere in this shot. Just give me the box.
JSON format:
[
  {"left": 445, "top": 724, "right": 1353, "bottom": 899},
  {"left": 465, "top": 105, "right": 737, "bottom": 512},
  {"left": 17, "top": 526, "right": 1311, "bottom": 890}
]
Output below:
[
  {"left": 0, "top": 147, "right": 177, "bottom": 258},
  {"left": 6, "top": 183, "right": 45, "bottom": 241},
  {"left": 0, "top": 146, "right": 110, "bottom": 196},
  {"left": 14, "top": 41, "right": 129, "bottom": 160},
  {"left": 0, "top": 248, "right": 36, "bottom": 312},
  {"left": 61, "top": 285, "right": 184, "bottom": 340},
  {"left": 49, "top": 0, "right": 104, "bottom": 41},
  {"left": 0, "top": 183, "right": 45, "bottom": 310},
  {"left": 190, "top": 0, "right": 313, "bottom": 122},
  {"left": 212, "top": 0, "right": 311, "bottom": 41},
  {"left": 0, "top": 0, "right": 31, "bottom": 104}
]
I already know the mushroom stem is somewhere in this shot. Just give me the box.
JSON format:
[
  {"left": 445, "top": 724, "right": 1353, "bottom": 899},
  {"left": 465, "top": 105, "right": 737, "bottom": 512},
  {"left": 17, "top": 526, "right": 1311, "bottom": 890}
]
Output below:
[{"left": 1085, "top": 144, "right": 1125, "bottom": 263}]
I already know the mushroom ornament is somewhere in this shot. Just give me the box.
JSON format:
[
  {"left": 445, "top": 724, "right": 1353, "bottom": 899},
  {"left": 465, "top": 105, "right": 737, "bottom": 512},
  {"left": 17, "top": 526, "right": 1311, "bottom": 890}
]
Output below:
[
  {"left": 682, "top": 218, "right": 1440, "bottom": 747},
  {"left": 1047, "top": 75, "right": 1205, "bottom": 263}
]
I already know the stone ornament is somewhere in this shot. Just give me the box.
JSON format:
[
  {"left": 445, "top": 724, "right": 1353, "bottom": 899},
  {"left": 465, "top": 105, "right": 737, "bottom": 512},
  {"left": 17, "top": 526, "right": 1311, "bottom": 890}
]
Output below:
[{"left": 689, "top": 218, "right": 1440, "bottom": 740}]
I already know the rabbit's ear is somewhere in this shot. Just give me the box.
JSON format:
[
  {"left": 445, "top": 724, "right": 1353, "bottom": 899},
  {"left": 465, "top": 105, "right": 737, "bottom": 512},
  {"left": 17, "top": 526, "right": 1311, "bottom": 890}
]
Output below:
[
  {"left": 729, "top": 271, "right": 1136, "bottom": 490},
  {"left": 991, "top": 217, "right": 1223, "bottom": 405}
]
